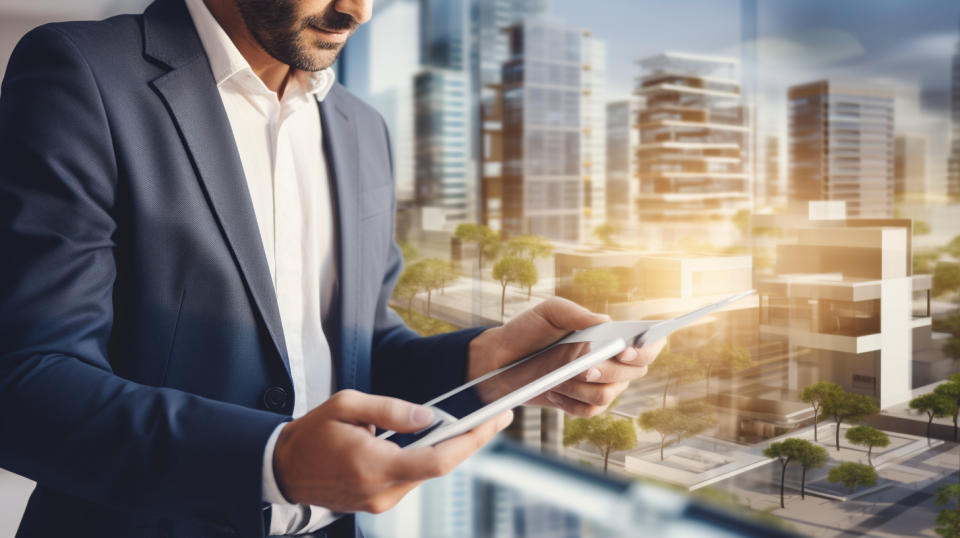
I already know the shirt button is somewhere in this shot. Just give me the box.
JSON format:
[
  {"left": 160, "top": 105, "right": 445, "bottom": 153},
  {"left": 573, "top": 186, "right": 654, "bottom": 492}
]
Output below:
[{"left": 262, "top": 386, "right": 289, "bottom": 412}]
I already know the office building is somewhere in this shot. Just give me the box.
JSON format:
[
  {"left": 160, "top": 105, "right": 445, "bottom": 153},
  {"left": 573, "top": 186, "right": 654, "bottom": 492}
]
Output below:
[
  {"left": 764, "top": 135, "right": 783, "bottom": 207},
  {"left": 757, "top": 215, "right": 931, "bottom": 409},
  {"left": 605, "top": 99, "right": 640, "bottom": 233},
  {"left": 339, "top": 0, "right": 420, "bottom": 201},
  {"left": 894, "top": 135, "right": 927, "bottom": 202},
  {"left": 949, "top": 21, "right": 960, "bottom": 200},
  {"left": 500, "top": 17, "right": 583, "bottom": 243},
  {"left": 580, "top": 34, "right": 607, "bottom": 238},
  {"left": 788, "top": 80, "right": 895, "bottom": 218},
  {"left": 633, "top": 53, "right": 751, "bottom": 244}
]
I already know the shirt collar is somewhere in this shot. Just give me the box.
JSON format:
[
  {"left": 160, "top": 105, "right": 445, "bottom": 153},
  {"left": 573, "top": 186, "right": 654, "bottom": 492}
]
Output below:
[{"left": 183, "top": 0, "right": 336, "bottom": 101}]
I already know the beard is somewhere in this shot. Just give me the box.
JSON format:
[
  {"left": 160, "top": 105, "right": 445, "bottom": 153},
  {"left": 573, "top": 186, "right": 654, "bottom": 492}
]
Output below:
[{"left": 234, "top": 0, "right": 359, "bottom": 71}]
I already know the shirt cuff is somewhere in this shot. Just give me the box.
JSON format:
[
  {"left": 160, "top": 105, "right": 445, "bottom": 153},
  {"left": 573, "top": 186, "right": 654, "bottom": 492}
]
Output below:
[{"left": 262, "top": 422, "right": 293, "bottom": 505}]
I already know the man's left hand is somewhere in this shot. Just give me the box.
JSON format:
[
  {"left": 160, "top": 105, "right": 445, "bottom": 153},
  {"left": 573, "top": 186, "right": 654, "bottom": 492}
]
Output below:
[{"left": 467, "top": 297, "right": 666, "bottom": 417}]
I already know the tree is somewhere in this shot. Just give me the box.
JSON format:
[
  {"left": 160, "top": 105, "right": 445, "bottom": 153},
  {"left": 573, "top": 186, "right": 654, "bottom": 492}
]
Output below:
[
  {"left": 697, "top": 343, "right": 753, "bottom": 397},
  {"left": 393, "top": 262, "right": 425, "bottom": 315},
  {"left": 936, "top": 484, "right": 960, "bottom": 538},
  {"left": 454, "top": 223, "right": 501, "bottom": 270},
  {"left": 910, "top": 392, "right": 957, "bottom": 441},
  {"left": 914, "top": 251, "right": 940, "bottom": 274},
  {"left": 505, "top": 235, "right": 553, "bottom": 298},
  {"left": 649, "top": 349, "right": 703, "bottom": 408},
  {"left": 492, "top": 256, "right": 536, "bottom": 321},
  {"left": 935, "top": 377, "right": 960, "bottom": 441},
  {"left": 592, "top": 222, "right": 619, "bottom": 247},
  {"left": 948, "top": 234, "right": 960, "bottom": 259},
  {"left": 801, "top": 382, "right": 843, "bottom": 442},
  {"left": 733, "top": 209, "right": 751, "bottom": 236},
  {"left": 796, "top": 442, "right": 828, "bottom": 501},
  {"left": 638, "top": 402, "right": 714, "bottom": 461},
  {"left": 572, "top": 268, "right": 619, "bottom": 313},
  {"left": 914, "top": 220, "right": 931, "bottom": 236},
  {"left": 563, "top": 414, "right": 637, "bottom": 473},
  {"left": 821, "top": 390, "right": 879, "bottom": 451},
  {"left": 397, "top": 241, "right": 420, "bottom": 264},
  {"left": 934, "top": 262, "right": 960, "bottom": 299},
  {"left": 413, "top": 258, "right": 452, "bottom": 316},
  {"left": 763, "top": 438, "right": 825, "bottom": 508},
  {"left": 844, "top": 425, "right": 890, "bottom": 467},
  {"left": 827, "top": 462, "right": 877, "bottom": 493}
]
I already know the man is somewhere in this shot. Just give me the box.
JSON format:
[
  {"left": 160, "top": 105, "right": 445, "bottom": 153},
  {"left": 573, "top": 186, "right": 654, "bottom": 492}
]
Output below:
[{"left": 0, "top": 0, "right": 661, "bottom": 536}]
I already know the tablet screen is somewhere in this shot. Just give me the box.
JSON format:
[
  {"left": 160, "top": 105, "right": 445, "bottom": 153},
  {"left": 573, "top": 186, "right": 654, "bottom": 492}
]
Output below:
[{"left": 388, "top": 340, "right": 596, "bottom": 448}]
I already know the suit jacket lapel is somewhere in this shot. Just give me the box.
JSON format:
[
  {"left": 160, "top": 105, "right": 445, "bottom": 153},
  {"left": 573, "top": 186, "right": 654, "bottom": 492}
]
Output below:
[
  {"left": 143, "top": 0, "right": 291, "bottom": 377},
  {"left": 319, "top": 90, "right": 360, "bottom": 392}
]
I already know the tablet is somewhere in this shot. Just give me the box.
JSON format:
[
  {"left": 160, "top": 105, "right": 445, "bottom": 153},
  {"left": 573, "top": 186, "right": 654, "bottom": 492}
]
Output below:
[{"left": 382, "top": 289, "right": 755, "bottom": 449}]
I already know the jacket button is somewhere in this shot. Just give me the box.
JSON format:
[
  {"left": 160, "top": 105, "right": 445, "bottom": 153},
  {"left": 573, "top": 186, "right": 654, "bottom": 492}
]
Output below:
[{"left": 262, "top": 386, "right": 289, "bottom": 412}]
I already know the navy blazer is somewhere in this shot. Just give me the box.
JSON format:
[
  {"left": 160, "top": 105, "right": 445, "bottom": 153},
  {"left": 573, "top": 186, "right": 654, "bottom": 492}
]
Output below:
[{"left": 0, "top": 0, "right": 484, "bottom": 536}]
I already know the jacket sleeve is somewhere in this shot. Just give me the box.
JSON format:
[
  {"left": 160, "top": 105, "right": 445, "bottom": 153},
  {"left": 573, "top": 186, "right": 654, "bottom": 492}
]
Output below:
[
  {"left": 0, "top": 26, "right": 284, "bottom": 536},
  {"left": 368, "top": 116, "right": 489, "bottom": 407}
]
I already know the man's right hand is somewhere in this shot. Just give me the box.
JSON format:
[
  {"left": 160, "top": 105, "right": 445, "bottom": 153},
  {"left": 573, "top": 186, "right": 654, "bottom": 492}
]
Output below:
[{"left": 272, "top": 389, "right": 512, "bottom": 513}]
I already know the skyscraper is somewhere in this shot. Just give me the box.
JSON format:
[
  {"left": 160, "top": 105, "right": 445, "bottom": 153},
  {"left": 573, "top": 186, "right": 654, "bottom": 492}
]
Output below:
[
  {"left": 634, "top": 53, "right": 751, "bottom": 243},
  {"left": 949, "top": 18, "right": 960, "bottom": 200},
  {"left": 788, "top": 80, "right": 895, "bottom": 218},
  {"left": 580, "top": 33, "right": 607, "bottom": 238},
  {"left": 894, "top": 135, "right": 927, "bottom": 202},
  {"left": 605, "top": 99, "right": 640, "bottom": 232},
  {"left": 500, "top": 17, "right": 583, "bottom": 243},
  {"left": 764, "top": 135, "right": 782, "bottom": 207}
]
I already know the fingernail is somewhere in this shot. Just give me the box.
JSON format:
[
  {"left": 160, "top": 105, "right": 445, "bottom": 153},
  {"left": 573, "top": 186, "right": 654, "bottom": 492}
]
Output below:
[
  {"left": 497, "top": 411, "right": 513, "bottom": 430},
  {"left": 585, "top": 367, "right": 601, "bottom": 382},
  {"left": 411, "top": 406, "right": 434, "bottom": 427},
  {"left": 621, "top": 348, "right": 638, "bottom": 363}
]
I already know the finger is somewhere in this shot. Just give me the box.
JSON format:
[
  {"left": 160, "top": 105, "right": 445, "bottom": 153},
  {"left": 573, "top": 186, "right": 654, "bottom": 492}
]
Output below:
[
  {"left": 551, "top": 380, "right": 629, "bottom": 407},
  {"left": 328, "top": 389, "right": 435, "bottom": 433},
  {"left": 532, "top": 296, "right": 609, "bottom": 333},
  {"left": 544, "top": 391, "right": 606, "bottom": 417},
  {"left": 361, "top": 481, "right": 425, "bottom": 514},
  {"left": 620, "top": 337, "right": 667, "bottom": 366},
  {"left": 387, "top": 410, "right": 513, "bottom": 482},
  {"left": 577, "top": 360, "right": 650, "bottom": 383}
]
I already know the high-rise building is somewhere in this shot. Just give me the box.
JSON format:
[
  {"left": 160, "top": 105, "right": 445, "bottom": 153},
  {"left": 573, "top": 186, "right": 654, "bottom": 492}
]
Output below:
[
  {"left": 949, "top": 19, "right": 960, "bottom": 200},
  {"left": 412, "top": 0, "right": 476, "bottom": 229},
  {"left": 414, "top": 69, "right": 473, "bottom": 226},
  {"left": 633, "top": 53, "right": 751, "bottom": 244},
  {"left": 605, "top": 99, "right": 640, "bottom": 233},
  {"left": 339, "top": 0, "right": 420, "bottom": 202},
  {"left": 580, "top": 33, "right": 607, "bottom": 238},
  {"left": 788, "top": 80, "right": 895, "bottom": 218},
  {"left": 500, "top": 17, "right": 583, "bottom": 243},
  {"left": 894, "top": 135, "right": 927, "bottom": 202},
  {"left": 764, "top": 135, "right": 782, "bottom": 207}
]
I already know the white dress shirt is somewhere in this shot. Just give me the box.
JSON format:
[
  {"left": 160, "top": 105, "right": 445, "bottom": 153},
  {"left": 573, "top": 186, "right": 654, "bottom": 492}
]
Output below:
[{"left": 184, "top": 0, "right": 339, "bottom": 534}]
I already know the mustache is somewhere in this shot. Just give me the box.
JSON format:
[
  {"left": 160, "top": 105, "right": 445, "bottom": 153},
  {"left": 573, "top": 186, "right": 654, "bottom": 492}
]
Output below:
[{"left": 302, "top": 10, "right": 358, "bottom": 33}]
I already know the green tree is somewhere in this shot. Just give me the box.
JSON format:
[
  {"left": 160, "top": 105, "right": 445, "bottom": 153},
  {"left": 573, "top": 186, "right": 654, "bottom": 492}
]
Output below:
[
  {"left": 697, "top": 343, "right": 753, "bottom": 398},
  {"left": 492, "top": 256, "right": 536, "bottom": 321},
  {"left": 505, "top": 235, "right": 553, "bottom": 298},
  {"left": 649, "top": 349, "right": 704, "bottom": 408},
  {"left": 638, "top": 402, "right": 714, "bottom": 461},
  {"left": 763, "top": 438, "right": 824, "bottom": 508},
  {"left": 936, "top": 484, "right": 960, "bottom": 538},
  {"left": 948, "top": 234, "right": 960, "bottom": 259},
  {"left": 796, "top": 442, "right": 828, "bottom": 501},
  {"left": 821, "top": 390, "right": 879, "bottom": 451},
  {"left": 915, "top": 251, "right": 940, "bottom": 274},
  {"left": 398, "top": 241, "right": 420, "bottom": 264},
  {"left": 592, "top": 222, "right": 619, "bottom": 247},
  {"left": 733, "top": 209, "right": 751, "bottom": 236},
  {"left": 935, "top": 376, "right": 960, "bottom": 441},
  {"left": 801, "top": 382, "right": 843, "bottom": 443},
  {"left": 563, "top": 414, "right": 637, "bottom": 473},
  {"left": 934, "top": 262, "right": 960, "bottom": 299},
  {"left": 914, "top": 220, "right": 932, "bottom": 236},
  {"left": 414, "top": 258, "right": 454, "bottom": 316},
  {"left": 572, "top": 268, "right": 619, "bottom": 313},
  {"left": 910, "top": 392, "right": 957, "bottom": 441},
  {"left": 844, "top": 426, "right": 890, "bottom": 467},
  {"left": 827, "top": 462, "right": 877, "bottom": 493},
  {"left": 454, "top": 223, "right": 501, "bottom": 270},
  {"left": 393, "top": 262, "right": 425, "bottom": 315}
]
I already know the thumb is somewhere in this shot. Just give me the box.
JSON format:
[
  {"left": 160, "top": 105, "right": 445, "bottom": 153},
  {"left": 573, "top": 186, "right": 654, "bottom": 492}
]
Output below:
[
  {"left": 534, "top": 296, "right": 609, "bottom": 332},
  {"left": 328, "top": 390, "right": 435, "bottom": 433}
]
